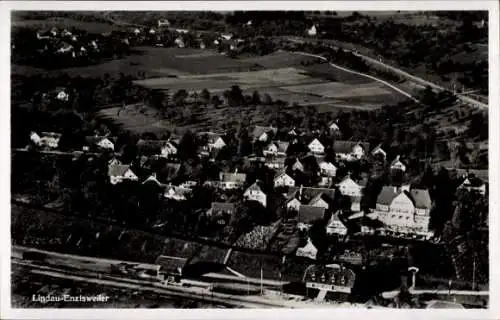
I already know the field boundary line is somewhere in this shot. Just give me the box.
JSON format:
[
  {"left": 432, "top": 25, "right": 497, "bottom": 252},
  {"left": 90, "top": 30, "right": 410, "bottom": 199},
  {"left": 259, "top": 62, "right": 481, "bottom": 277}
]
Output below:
[{"left": 287, "top": 50, "right": 420, "bottom": 104}]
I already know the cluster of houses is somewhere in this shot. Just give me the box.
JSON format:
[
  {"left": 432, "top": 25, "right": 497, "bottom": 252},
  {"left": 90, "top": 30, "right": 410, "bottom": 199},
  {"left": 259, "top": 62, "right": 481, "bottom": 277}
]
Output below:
[
  {"left": 26, "top": 120, "right": 487, "bottom": 243},
  {"left": 32, "top": 27, "right": 105, "bottom": 58}
]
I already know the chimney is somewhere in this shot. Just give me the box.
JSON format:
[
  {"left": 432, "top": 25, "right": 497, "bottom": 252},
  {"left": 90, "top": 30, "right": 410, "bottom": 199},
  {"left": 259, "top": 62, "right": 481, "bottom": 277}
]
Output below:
[{"left": 299, "top": 185, "right": 303, "bottom": 201}]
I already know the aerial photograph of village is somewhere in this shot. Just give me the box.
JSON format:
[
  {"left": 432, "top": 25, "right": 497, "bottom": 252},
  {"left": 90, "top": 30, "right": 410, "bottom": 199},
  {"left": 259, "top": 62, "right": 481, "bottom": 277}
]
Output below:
[{"left": 9, "top": 9, "right": 489, "bottom": 309}]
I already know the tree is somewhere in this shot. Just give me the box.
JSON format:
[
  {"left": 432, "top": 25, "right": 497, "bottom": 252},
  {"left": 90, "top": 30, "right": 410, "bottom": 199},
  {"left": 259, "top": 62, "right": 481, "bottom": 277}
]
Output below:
[
  {"left": 262, "top": 93, "right": 273, "bottom": 105},
  {"left": 200, "top": 88, "right": 210, "bottom": 103},
  {"left": 211, "top": 95, "right": 222, "bottom": 107},
  {"left": 178, "top": 130, "right": 198, "bottom": 160},
  {"left": 251, "top": 90, "right": 261, "bottom": 105},
  {"left": 173, "top": 89, "right": 188, "bottom": 106}
]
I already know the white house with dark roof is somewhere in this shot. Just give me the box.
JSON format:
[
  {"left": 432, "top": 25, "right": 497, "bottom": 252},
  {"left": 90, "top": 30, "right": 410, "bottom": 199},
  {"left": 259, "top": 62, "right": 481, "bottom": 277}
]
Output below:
[
  {"left": 108, "top": 164, "right": 138, "bottom": 185},
  {"left": 390, "top": 155, "right": 406, "bottom": 172},
  {"left": 319, "top": 161, "right": 337, "bottom": 177},
  {"left": 457, "top": 174, "right": 487, "bottom": 196},
  {"left": 326, "top": 212, "right": 348, "bottom": 236},
  {"left": 263, "top": 141, "right": 289, "bottom": 157},
  {"left": 296, "top": 238, "right": 318, "bottom": 260},
  {"left": 308, "top": 138, "right": 325, "bottom": 154},
  {"left": 336, "top": 176, "right": 363, "bottom": 197},
  {"left": 371, "top": 144, "right": 387, "bottom": 160},
  {"left": 244, "top": 181, "right": 267, "bottom": 207},
  {"left": 291, "top": 159, "right": 305, "bottom": 172},
  {"left": 219, "top": 171, "right": 246, "bottom": 190},
  {"left": 328, "top": 121, "right": 341, "bottom": 135},
  {"left": 375, "top": 186, "right": 432, "bottom": 235},
  {"left": 85, "top": 136, "right": 115, "bottom": 151},
  {"left": 30, "top": 132, "right": 62, "bottom": 149},
  {"left": 333, "top": 141, "right": 369, "bottom": 161},
  {"left": 252, "top": 126, "right": 277, "bottom": 142},
  {"left": 274, "top": 171, "right": 295, "bottom": 188}
]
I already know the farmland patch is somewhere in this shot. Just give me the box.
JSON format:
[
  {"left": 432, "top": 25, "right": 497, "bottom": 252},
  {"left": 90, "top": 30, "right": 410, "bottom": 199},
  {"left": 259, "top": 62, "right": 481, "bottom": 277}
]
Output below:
[{"left": 282, "top": 82, "right": 394, "bottom": 99}]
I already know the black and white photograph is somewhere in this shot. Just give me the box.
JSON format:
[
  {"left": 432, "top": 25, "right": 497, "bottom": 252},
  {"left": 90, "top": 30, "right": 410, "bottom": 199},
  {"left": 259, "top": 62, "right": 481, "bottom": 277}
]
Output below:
[{"left": 1, "top": 1, "right": 499, "bottom": 318}]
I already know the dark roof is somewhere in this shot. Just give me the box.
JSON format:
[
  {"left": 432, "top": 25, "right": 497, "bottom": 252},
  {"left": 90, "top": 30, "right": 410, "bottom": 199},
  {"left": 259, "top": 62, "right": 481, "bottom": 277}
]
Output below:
[
  {"left": 459, "top": 175, "right": 486, "bottom": 187},
  {"left": 155, "top": 255, "right": 187, "bottom": 274},
  {"left": 288, "top": 187, "right": 336, "bottom": 201},
  {"left": 333, "top": 140, "right": 369, "bottom": 154},
  {"left": 252, "top": 126, "right": 277, "bottom": 139},
  {"left": 211, "top": 202, "right": 236, "bottom": 212},
  {"left": 409, "top": 189, "right": 432, "bottom": 209},
  {"left": 40, "top": 132, "right": 62, "bottom": 138},
  {"left": 265, "top": 141, "right": 289, "bottom": 153},
  {"left": 308, "top": 193, "right": 334, "bottom": 206},
  {"left": 85, "top": 136, "right": 114, "bottom": 145},
  {"left": 246, "top": 181, "right": 264, "bottom": 193},
  {"left": 448, "top": 168, "right": 488, "bottom": 182},
  {"left": 220, "top": 172, "right": 246, "bottom": 182},
  {"left": 108, "top": 164, "right": 132, "bottom": 177},
  {"left": 298, "top": 205, "right": 325, "bottom": 224},
  {"left": 376, "top": 186, "right": 399, "bottom": 205}
]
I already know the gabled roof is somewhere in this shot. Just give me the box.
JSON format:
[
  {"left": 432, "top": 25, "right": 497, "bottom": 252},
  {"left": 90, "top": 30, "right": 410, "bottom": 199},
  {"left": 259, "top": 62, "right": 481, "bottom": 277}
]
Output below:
[
  {"left": 333, "top": 140, "right": 369, "bottom": 154},
  {"left": 298, "top": 205, "right": 325, "bottom": 224},
  {"left": 459, "top": 176, "right": 485, "bottom": 187},
  {"left": 220, "top": 172, "right": 246, "bottom": 183},
  {"left": 409, "top": 189, "right": 432, "bottom": 209},
  {"left": 246, "top": 181, "right": 264, "bottom": 193},
  {"left": 252, "top": 126, "right": 277, "bottom": 139},
  {"left": 308, "top": 138, "right": 324, "bottom": 147},
  {"left": 426, "top": 300, "right": 465, "bottom": 309},
  {"left": 266, "top": 141, "right": 289, "bottom": 153},
  {"left": 86, "top": 136, "right": 114, "bottom": 145},
  {"left": 274, "top": 170, "right": 293, "bottom": 180},
  {"left": 376, "top": 186, "right": 399, "bottom": 205},
  {"left": 308, "top": 192, "right": 334, "bottom": 206},
  {"left": 108, "top": 164, "right": 132, "bottom": 177},
  {"left": 390, "top": 155, "right": 405, "bottom": 167}
]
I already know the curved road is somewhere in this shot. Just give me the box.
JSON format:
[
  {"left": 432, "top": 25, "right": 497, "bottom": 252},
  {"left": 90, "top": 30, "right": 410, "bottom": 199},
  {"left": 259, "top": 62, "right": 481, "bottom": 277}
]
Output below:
[{"left": 287, "top": 50, "right": 420, "bottom": 103}]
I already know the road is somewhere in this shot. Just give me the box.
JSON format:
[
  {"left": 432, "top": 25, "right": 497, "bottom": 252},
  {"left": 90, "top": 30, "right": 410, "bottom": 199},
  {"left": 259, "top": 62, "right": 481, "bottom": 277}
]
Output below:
[
  {"left": 286, "top": 36, "right": 487, "bottom": 110},
  {"left": 287, "top": 50, "right": 420, "bottom": 103}
]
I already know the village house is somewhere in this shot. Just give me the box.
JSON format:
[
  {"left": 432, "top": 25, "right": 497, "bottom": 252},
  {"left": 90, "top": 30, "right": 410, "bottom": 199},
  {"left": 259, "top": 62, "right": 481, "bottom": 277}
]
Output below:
[
  {"left": 174, "top": 36, "right": 185, "bottom": 48},
  {"left": 137, "top": 139, "right": 177, "bottom": 158},
  {"left": 336, "top": 175, "right": 363, "bottom": 197},
  {"left": 390, "top": 155, "right": 406, "bottom": 172},
  {"left": 291, "top": 158, "right": 305, "bottom": 172},
  {"left": 333, "top": 141, "right": 369, "bottom": 161},
  {"left": 319, "top": 161, "right": 337, "bottom": 177},
  {"left": 264, "top": 155, "right": 286, "bottom": 169},
  {"left": 244, "top": 181, "right": 267, "bottom": 207},
  {"left": 371, "top": 144, "right": 387, "bottom": 160},
  {"left": 263, "top": 141, "right": 289, "bottom": 157},
  {"left": 298, "top": 205, "right": 325, "bottom": 229},
  {"left": 199, "top": 132, "right": 227, "bottom": 151},
  {"left": 56, "top": 42, "right": 74, "bottom": 54},
  {"left": 308, "top": 138, "right": 325, "bottom": 155},
  {"left": 286, "top": 196, "right": 301, "bottom": 212},
  {"left": 308, "top": 193, "right": 333, "bottom": 210},
  {"left": 288, "top": 186, "right": 336, "bottom": 204},
  {"left": 207, "top": 202, "right": 236, "bottom": 225},
  {"left": 296, "top": 238, "right": 318, "bottom": 260},
  {"left": 328, "top": 121, "right": 341, "bottom": 135},
  {"left": 375, "top": 186, "right": 432, "bottom": 236},
  {"left": 30, "top": 132, "right": 62, "bottom": 149},
  {"left": 142, "top": 172, "right": 164, "bottom": 187},
  {"left": 349, "top": 196, "right": 362, "bottom": 213},
  {"left": 108, "top": 164, "right": 138, "bottom": 185},
  {"left": 54, "top": 87, "right": 70, "bottom": 102},
  {"left": 164, "top": 184, "right": 191, "bottom": 201},
  {"left": 457, "top": 174, "right": 487, "bottom": 196},
  {"left": 307, "top": 25, "right": 318, "bottom": 37},
  {"left": 219, "top": 171, "right": 246, "bottom": 190},
  {"left": 326, "top": 212, "right": 348, "bottom": 236},
  {"left": 252, "top": 126, "right": 278, "bottom": 142},
  {"left": 274, "top": 171, "right": 295, "bottom": 188},
  {"left": 85, "top": 136, "right": 115, "bottom": 151},
  {"left": 158, "top": 19, "right": 170, "bottom": 27}
]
